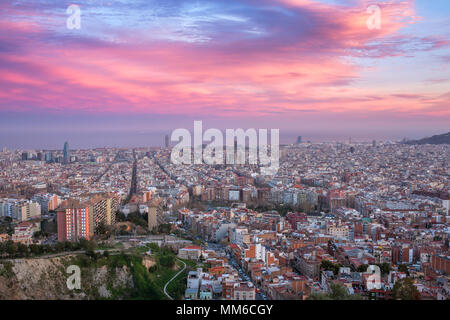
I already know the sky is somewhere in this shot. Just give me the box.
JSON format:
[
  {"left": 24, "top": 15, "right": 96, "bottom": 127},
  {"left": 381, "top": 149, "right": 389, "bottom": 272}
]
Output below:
[{"left": 0, "top": 0, "right": 449, "bottom": 149}]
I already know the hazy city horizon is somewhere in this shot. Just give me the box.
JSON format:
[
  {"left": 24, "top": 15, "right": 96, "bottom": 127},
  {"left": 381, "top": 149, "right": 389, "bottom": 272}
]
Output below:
[{"left": 1, "top": 129, "right": 447, "bottom": 150}]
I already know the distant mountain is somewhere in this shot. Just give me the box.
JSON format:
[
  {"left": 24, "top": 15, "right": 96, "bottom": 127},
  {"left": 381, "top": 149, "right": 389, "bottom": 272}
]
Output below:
[{"left": 404, "top": 132, "right": 450, "bottom": 145}]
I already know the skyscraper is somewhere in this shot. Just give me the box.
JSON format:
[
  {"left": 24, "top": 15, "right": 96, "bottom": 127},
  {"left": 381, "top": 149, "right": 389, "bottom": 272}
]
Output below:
[
  {"left": 45, "top": 152, "right": 53, "bottom": 163},
  {"left": 296, "top": 136, "right": 302, "bottom": 144},
  {"left": 63, "top": 141, "right": 70, "bottom": 164},
  {"left": 165, "top": 134, "right": 169, "bottom": 148}
]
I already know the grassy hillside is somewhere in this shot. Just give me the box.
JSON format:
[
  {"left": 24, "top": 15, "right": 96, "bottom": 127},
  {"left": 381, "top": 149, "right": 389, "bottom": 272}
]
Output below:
[{"left": 0, "top": 243, "right": 194, "bottom": 300}]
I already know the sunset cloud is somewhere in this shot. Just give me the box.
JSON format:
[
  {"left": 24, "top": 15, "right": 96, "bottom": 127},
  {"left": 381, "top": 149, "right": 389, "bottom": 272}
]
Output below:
[{"left": 0, "top": 0, "right": 448, "bottom": 142}]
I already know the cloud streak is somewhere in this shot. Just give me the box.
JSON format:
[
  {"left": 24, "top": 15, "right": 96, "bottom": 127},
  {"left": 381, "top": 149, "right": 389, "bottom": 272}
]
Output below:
[{"left": 0, "top": 0, "right": 449, "bottom": 135}]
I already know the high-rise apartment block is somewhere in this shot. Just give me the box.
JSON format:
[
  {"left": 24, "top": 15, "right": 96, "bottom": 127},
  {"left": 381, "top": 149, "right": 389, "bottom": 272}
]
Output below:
[
  {"left": 148, "top": 205, "right": 160, "bottom": 231},
  {"left": 87, "top": 194, "right": 119, "bottom": 233},
  {"left": 16, "top": 201, "right": 41, "bottom": 221},
  {"left": 0, "top": 199, "right": 41, "bottom": 221},
  {"left": 57, "top": 199, "right": 91, "bottom": 241},
  {"left": 32, "top": 193, "right": 60, "bottom": 213}
]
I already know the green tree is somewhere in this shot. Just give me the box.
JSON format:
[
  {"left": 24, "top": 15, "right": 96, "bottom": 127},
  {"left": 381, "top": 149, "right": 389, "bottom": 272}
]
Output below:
[
  {"left": 63, "top": 241, "right": 72, "bottom": 251},
  {"left": 392, "top": 278, "right": 420, "bottom": 300},
  {"left": 377, "top": 263, "right": 391, "bottom": 275},
  {"left": 320, "top": 260, "right": 340, "bottom": 275},
  {"left": 85, "top": 249, "right": 99, "bottom": 262},
  {"left": 95, "top": 222, "right": 108, "bottom": 236},
  {"left": 17, "top": 243, "right": 28, "bottom": 257},
  {"left": 33, "top": 230, "right": 48, "bottom": 239},
  {"left": 55, "top": 241, "right": 65, "bottom": 252},
  {"left": 30, "top": 244, "right": 41, "bottom": 255},
  {"left": 5, "top": 241, "right": 17, "bottom": 257},
  {"left": 158, "top": 223, "right": 172, "bottom": 234},
  {"left": 148, "top": 243, "right": 160, "bottom": 252},
  {"left": 41, "top": 244, "right": 53, "bottom": 254},
  {"left": 159, "top": 254, "right": 175, "bottom": 268},
  {"left": 329, "top": 283, "right": 352, "bottom": 300},
  {"left": 115, "top": 211, "right": 126, "bottom": 222},
  {"left": 127, "top": 212, "right": 147, "bottom": 229},
  {"left": 79, "top": 239, "right": 96, "bottom": 252},
  {"left": 357, "top": 264, "right": 369, "bottom": 272},
  {"left": 398, "top": 264, "right": 410, "bottom": 276},
  {"left": 308, "top": 283, "right": 362, "bottom": 300}
]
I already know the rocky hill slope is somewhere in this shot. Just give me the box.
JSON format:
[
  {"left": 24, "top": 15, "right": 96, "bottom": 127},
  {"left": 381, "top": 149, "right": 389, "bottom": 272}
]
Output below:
[{"left": 0, "top": 253, "right": 152, "bottom": 300}]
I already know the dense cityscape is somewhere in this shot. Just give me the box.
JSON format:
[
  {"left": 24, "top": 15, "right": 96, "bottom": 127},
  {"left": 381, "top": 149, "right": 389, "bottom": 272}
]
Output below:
[
  {"left": 0, "top": 0, "right": 449, "bottom": 307},
  {"left": 0, "top": 138, "right": 448, "bottom": 300}
]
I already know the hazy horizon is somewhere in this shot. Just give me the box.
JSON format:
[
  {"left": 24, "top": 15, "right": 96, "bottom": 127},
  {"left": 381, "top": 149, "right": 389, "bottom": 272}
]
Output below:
[
  {"left": 2, "top": 128, "right": 447, "bottom": 150},
  {"left": 0, "top": 0, "right": 449, "bottom": 149}
]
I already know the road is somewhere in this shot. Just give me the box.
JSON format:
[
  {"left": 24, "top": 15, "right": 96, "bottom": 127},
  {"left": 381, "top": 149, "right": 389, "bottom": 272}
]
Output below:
[
  {"left": 229, "top": 255, "right": 266, "bottom": 300},
  {"left": 124, "top": 149, "right": 137, "bottom": 204},
  {"left": 207, "top": 242, "right": 268, "bottom": 300},
  {"left": 32, "top": 248, "right": 122, "bottom": 259},
  {"left": 91, "top": 151, "right": 121, "bottom": 185},
  {"left": 163, "top": 258, "right": 187, "bottom": 300},
  {"left": 222, "top": 246, "right": 267, "bottom": 300}
]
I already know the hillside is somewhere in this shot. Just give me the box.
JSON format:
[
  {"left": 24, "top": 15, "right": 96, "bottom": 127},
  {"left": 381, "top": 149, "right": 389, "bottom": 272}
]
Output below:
[
  {"left": 404, "top": 132, "right": 450, "bottom": 145},
  {"left": 0, "top": 254, "right": 137, "bottom": 300},
  {"left": 0, "top": 248, "right": 186, "bottom": 300}
]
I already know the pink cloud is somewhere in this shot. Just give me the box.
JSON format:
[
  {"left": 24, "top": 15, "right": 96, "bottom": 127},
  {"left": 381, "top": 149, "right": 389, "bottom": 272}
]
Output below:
[{"left": 0, "top": 0, "right": 448, "bottom": 123}]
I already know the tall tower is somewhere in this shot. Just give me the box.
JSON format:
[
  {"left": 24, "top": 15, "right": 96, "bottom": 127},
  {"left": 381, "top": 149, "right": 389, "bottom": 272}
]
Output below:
[
  {"left": 165, "top": 134, "right": 169, "bottom": 148},
  {"left": 296, "top": 136, "right": 302, "bottom": 144},
  {"left": 63, "top": 141, "right": 70, "bottom": 164}
]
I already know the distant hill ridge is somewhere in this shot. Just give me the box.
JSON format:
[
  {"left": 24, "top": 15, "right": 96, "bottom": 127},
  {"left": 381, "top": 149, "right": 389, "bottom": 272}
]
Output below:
[{"left": 404, "top": 131, "right": 450, "bottom": 145}]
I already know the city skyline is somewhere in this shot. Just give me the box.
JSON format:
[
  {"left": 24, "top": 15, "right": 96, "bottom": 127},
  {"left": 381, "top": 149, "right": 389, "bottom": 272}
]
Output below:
[
  {"left": 2, "top": 129, "right": 448, "bottom": 150},
  {"left": 1, "top": 140, "right": 449, "bottom": 301},
  {"left": 0, "top": 0, "right": 449, "bottom": 149},
  {"left": 1, "top": 0, "right": 449, "bottom": 304}
]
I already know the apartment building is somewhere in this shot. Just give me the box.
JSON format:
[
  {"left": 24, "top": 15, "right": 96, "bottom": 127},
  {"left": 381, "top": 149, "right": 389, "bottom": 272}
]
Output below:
[
  {"left": 0, "top": 199, "right": 41, "bottom": 221},
  {"left": 294, "top": 252, "right": 321, "bottom": 280},
  {"left": 57, "top": 199, "right": 91, "bottom": 241},
  {"left": 12, "top": 221, "right": 40, "bottom": 244},
  {"left": 178, "top": 245, "right": 202, "bottom": 260},
  {"left": 32, "top": 193, "right": 60, "bottom": 213},
  {"left": 87, "top": 193, "right": 119, "bottom": 232},
  {"left": 233, "top": 282, "right": 256, "bottom": 300}
]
